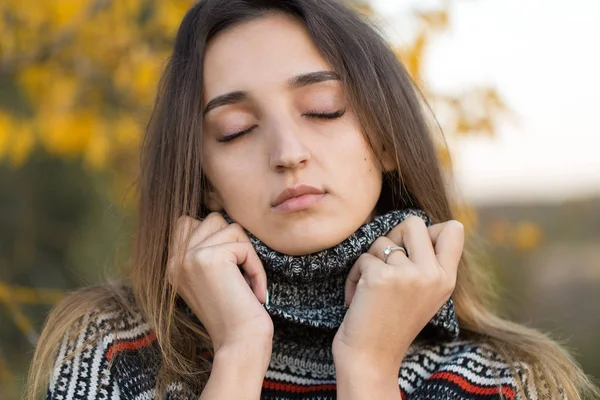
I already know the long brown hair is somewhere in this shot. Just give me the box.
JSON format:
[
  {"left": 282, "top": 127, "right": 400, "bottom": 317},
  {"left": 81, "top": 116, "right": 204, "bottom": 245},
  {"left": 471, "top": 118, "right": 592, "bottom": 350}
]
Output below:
[{"left": 27, "top": 0, "right": 599, "bottom": 398}]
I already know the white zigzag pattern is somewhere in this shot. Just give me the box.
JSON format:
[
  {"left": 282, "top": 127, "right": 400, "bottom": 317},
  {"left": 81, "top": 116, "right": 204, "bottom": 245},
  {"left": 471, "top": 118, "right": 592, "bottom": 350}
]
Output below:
[
  {"left": 265, "top": 370, "right": 336, "bottom": 386},
  {"left": 410, "top": 344, "right": 515, "bottom": 371}
]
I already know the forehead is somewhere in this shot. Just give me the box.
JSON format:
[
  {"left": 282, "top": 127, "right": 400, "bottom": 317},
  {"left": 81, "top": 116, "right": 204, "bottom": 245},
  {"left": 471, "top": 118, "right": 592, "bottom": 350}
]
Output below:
[{"left": 202, "top": 13, "right": 334, "bottom": 98}]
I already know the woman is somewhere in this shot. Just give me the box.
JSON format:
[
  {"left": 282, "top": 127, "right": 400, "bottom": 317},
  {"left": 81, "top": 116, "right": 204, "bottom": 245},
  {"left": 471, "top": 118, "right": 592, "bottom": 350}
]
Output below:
[{"left": 27, "top": 0, "right": 598, "bottom": 399}]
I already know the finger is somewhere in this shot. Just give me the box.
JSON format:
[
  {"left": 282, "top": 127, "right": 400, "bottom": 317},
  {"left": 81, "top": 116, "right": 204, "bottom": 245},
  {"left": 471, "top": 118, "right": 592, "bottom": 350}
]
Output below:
[
  {"left": 344, "top": 253, "right": 376, "bottom": 307},
  {"left": 389, "top": 216, "right": 436, "bottom": 266},
  {"left": 427, "top": 220, "right": 463, "bottom": 245},
  {"left": 170, "top": 213, "right": 225, "bottom": 258},
  {"left": 366, "top": 236, "right": 409, "bottom": 266},
  {"left": 201, "top": 223, "right": 250, "bottom": 247},
  {"left": 428, "top": 220, "right": 464, "bottom": 276},
  {"left": 168, "top": 214, "right": 223, "bottom": 277},
  {"left": 201, "top": 223, "right": 257, "bottom": 289},
  {"left": 218, "top": 241, "right": 268, "bottom": 304},
  {"left": 192, "top": 212, "right": 230, "bottom": 244}
]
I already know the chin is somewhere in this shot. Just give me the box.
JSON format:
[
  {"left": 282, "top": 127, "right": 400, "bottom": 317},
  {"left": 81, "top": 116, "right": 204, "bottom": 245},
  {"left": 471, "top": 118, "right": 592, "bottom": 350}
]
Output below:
[{"left": 263, "top": 222, "right": 357, "bottom": 256}]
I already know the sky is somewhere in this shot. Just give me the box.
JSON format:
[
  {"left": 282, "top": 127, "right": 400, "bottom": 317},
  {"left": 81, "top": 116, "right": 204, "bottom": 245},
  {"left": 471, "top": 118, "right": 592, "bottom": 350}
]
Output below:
[{"left": 371, "top": 0, "right": 600, "bottom": 205}]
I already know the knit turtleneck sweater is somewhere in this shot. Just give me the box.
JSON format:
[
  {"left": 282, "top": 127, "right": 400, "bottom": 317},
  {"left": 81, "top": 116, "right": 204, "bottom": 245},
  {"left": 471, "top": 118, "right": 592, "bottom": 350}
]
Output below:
[{"left": 47, "top": 209, "right": 544, "bottom": 400}]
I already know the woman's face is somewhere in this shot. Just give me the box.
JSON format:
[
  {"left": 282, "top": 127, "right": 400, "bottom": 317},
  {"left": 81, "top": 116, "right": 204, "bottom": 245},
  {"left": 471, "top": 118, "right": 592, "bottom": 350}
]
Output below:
[{"left": 202, "top": 13, "right": 392, "bottom": 255}]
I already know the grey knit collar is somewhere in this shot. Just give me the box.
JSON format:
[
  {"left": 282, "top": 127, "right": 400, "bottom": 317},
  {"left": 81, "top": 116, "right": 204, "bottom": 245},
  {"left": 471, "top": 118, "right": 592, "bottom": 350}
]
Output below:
[{"left": 221, "top": 209, "right": 459, "bottom": 340}]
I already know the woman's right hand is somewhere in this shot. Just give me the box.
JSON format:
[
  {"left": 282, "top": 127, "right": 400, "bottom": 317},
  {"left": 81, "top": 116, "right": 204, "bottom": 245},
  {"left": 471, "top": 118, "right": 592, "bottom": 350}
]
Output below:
[{"left": 167, "top": 212, "right": 273, "bottom": 355}]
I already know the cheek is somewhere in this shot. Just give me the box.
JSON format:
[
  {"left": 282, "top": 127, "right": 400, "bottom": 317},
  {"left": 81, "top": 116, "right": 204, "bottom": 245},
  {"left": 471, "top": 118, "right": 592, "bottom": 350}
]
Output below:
[
  {"left": 327, "top": 129, "right": 382, "bottom": 191},
  {"left": 204, "top": 154, "right": 263, "bottom": 206},
  {"left": 339, "top": 131, "right": 379, "bottom": 176}
]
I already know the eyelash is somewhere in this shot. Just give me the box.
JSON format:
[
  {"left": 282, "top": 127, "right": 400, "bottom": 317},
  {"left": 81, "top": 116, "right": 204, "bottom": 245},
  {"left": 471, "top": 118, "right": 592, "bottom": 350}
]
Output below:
[{"left": 217, "top": 109, "right": 346, "bottom": 143}]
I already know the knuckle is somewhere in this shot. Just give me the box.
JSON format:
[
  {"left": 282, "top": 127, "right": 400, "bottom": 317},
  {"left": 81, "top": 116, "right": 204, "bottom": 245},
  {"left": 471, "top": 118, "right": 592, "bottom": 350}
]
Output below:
[
  {"left": 377, "top": 265, "right": 397, "bottom": 282},
  {"left": 438, "top": 272, "right": 456, "bottom": 295},
  {"left": 356, "top": 253, "right": 370, "bottom": 264},
  {"left": 447, "top": 219, "right": 465, "bottom": 232},
  {"left": 205, "top": 211, "right": 222, "bottom": 220},
  {"left": 201, "top": 212, "right": 223, "bottom": 227},
  {"left": 189, "top": 248, "right": 210, "bottom": 271},
  {"left": 369, "top": 237, "right": 388, "bottom": 251},
  {"left": 228, "top": 223, "right": 246, "bottom": 236},
  {"left": 404, "top": 215, "right": 425, "bottom": 228},
  {"left": 430, "top": 269, "right": 445, "bottom": 286},
  {"left": 366, "top": 266, "right": 396, "bottom": 288},
  {"left": 404, "top": 273, "right": 423, "bottom": 290}
]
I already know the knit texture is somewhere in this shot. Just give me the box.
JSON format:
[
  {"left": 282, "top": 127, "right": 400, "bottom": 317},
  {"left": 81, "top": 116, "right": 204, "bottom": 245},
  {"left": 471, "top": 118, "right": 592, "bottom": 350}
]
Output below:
[{"left": 47, "top": 209, "right": 550, "bottom": 399}]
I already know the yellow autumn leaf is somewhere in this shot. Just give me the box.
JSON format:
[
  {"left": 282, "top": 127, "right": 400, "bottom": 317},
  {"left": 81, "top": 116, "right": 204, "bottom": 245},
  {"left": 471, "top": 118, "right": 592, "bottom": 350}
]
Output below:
[
  {"left": 133, "top": 55, "right": 159, "bottom": 102},
  {"left": 17, "top": 64, "right": 54, "bottom": 110},
  {"left": 115, "top": 115, "right": 141, "bottom": 150},
  {"left": 45, "top": 74, "right": 79, "bottom": 113},
  {"left": 114, "top": 48, "right": 161, "bottom": 103},
  {"left": 9, "top": 122, "right": 35, "bottom": 168},
  {"left": 113, "top": 0, "right": 143, "bottom": 17},
  {"left": 513, "top": 221, "right": 544, "bottom": 252},
  {"left": 39, "top": 111, "right": 96, "bottom": 157},
  {"left": 49, "top": 0, "right": 90, "bottom": 27},
  {"left": 154, "top": 0, "right": 193, "bottom": 35},
  {"left": 9, "top": 0, "right": 46, "bottom": 31},
  {"left": 84, "top": 128, "right": 110, "bottom": 171},
  {"left": 0, "top": 112, "right": 13, "bottom": 160},
  {"left": 452, "top": 202, "right": 478, "bottom": 232}
]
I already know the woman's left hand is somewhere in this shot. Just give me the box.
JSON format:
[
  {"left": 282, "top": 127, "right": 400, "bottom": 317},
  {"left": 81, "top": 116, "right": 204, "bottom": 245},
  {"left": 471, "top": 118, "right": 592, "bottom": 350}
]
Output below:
[{"left": 332, "top": 216, "right": 464, "bottom": 378}]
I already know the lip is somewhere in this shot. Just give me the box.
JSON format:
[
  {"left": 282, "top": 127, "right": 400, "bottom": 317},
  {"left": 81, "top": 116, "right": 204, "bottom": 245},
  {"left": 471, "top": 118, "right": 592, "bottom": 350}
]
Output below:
[{"left": 272, "top": 184, "right": 326, "bottom": 213}]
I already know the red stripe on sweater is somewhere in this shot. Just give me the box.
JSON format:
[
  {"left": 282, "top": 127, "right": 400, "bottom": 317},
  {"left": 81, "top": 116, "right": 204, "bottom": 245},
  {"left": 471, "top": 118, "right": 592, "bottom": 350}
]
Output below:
[
  {"left": 428, "top": 371, "right": 516, "bottom": 399},
  {"left": 106, "top": 331, "right": 157, "bottom": 361},
  {"left": 262, "top": 380, "right": 405, "bottom": 398},
  {"left": 262, "top": 379, "right": 336, "bottom": 393},
  {"left": 262, "top": 372, "right": 513, "bottom": 399}
]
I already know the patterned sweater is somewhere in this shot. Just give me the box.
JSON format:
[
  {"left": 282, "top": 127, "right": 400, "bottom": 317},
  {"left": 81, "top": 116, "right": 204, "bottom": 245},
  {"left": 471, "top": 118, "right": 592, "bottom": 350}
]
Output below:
[
  {"left": 48, "top": 305, "right": 545, "bottom": 400},
  {"left": 47, "top": 210, "right": 550, "bottom": 399}
]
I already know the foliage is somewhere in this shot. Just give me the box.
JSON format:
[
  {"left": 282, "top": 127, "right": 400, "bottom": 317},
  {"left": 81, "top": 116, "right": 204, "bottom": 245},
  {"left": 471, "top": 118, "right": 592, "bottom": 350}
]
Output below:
[{"left": 0, "top": 0, "right": 193, "bottom": 203}]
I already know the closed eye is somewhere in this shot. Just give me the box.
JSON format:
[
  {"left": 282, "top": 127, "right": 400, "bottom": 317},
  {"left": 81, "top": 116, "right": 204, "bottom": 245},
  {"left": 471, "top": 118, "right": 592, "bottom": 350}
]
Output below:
[
  {"left": 303, "top": 109, "right": 346, "bottom": 119},
  {"left": 217, "top": 124, "right": 258, "bottom": 143}
]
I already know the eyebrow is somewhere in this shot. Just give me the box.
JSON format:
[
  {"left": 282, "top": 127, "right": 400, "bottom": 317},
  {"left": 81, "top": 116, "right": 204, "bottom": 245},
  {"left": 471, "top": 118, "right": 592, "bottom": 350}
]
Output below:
[{"left": 202, "top": 70, "right": 341, "bottom": 116}]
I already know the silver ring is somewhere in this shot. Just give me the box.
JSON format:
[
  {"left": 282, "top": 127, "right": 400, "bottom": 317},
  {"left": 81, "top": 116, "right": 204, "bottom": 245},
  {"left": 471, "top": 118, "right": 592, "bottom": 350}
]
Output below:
[{"left": 382, "top": 245, "right": 408, "bottom": 263}]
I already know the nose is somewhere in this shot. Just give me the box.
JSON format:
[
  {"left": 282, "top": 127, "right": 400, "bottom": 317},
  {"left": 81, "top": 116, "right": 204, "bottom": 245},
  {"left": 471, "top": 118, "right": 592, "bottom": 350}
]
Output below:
[{"left": 268, "top": 120, "right": 311, "bottom": 172}]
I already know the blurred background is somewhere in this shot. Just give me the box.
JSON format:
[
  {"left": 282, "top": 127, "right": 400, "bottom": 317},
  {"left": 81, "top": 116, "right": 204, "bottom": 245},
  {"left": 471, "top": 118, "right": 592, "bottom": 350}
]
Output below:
[{"left": 1, "top": 0, "right": 598, "bottom": 398}]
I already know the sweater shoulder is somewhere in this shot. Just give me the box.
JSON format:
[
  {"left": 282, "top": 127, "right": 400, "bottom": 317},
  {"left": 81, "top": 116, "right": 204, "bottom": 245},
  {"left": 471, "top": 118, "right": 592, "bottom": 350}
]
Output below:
[
  {"left": 46, "top": 285, "right": 158, "bottom": 399},
  {"left": 52, "top": 284, "right": 155, "bottom": 356},
  {"left": 401, "top": 339, "right": 539, "bottom": 400}
]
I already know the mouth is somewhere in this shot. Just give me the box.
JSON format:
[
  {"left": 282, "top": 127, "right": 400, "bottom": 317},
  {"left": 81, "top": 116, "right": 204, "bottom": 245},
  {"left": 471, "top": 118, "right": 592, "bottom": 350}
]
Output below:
[
  {"left": 272, "top": 184, "right": 327, "bottom": 213},
  {"left": 272, "top": 193, "right": 327, "bottom": 213}
]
